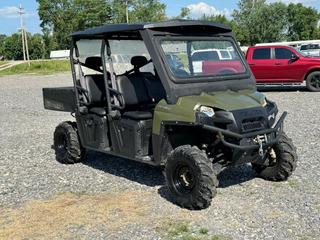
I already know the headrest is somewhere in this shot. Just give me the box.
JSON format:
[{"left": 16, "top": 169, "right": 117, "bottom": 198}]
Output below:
[
  {"left": 131, "top": 56, "right": 148, "bottom": 69},
  {"left": 85, "top": 56, "right": 102, "bottom": 71}
]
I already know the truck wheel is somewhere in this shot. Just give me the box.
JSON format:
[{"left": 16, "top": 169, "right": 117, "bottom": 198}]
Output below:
[
  {"left": 306, "top": 71, "right": 320, "bottom": 92},
  {"left": 164, "top": 145, "right": 218, "bottom": 210},
  {"left": 53, "top": 121, "right": 85, "bottom": 164},
  {"left": 252, "top": 133, "right": 297, "bottom": 181}
]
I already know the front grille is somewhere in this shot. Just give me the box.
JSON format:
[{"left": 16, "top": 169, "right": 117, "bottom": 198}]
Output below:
[{"left": 242, "top": 120, "right": 264, "bottom": 132}]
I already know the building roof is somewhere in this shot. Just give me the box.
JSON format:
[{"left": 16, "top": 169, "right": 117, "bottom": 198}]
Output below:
[{"left": 71, "top": 20, "right": 231, "bottom": 39}]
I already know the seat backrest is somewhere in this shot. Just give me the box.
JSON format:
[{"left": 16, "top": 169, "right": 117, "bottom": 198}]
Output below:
[
  {"left": 141, "top": 72, "right": 166, "bottom": 103},
  {"left": 117, "top": 55, "right": 166, "bottom": 107},
  {"left": 84, "top": 75, "right": 107, "bottom": 106},
  {"left": 117, "top": 74, "right": 149, "bottom": 106}
]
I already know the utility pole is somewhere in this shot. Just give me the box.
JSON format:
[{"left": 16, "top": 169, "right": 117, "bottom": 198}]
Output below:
[
  {"left": 125, "top": 0, "right": 129, "bottom": 23},
  {"left": 18, "top": 4, "right": 26, "bottom": 61},
  {"left": 24, "top": 27, "right": 30, "bottom": 61},
  {"left": 18, "top": 4, "right": 29, "bottom": 62}
]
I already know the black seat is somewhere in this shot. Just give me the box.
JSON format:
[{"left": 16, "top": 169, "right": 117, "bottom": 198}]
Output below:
[
  {"left": 117, "top": 56, "right": 166, "bottom": 120},
  {"left": 141, "top": 72, "right": 166, "bottom": 103},
  {"left": 80, "top": 73, "right": 107, "bottom": 116},
  {"left": 117, "top": 74, "right": 151, "bottom": 119},
  {"left": 77, "top": 57, "right": 112, "bottom": 116}
]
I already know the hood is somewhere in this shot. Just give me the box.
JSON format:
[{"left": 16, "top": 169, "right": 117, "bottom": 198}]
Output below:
[
  {"left": 153, "top": 90, "right": 266, "bottom": 134},
  {"left": 300, "top": 56, "right": 320, "bottom": 63},
  {"left": 175, "top": 90, "right": 265, "bottom": 112}
]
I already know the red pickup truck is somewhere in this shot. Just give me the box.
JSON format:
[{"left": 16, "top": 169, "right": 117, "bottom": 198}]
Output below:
[{"left": 246, "top": 45, "right": 320, "bottom": 92}]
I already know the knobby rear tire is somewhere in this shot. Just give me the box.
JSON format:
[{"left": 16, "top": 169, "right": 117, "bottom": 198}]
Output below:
[{"left": 53, "top": 121, "right": 85, "bottom": 164}]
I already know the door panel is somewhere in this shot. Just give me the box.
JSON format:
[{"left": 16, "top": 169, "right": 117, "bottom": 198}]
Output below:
[
  {"left": 248, "top": 48, "right": 275, "bottom": 82},
  {"left": 250, "top": 60, "right": 277, "bottom": 82},
  {"left": 273, "top": 47, "right": 305, "bottom": 82}
]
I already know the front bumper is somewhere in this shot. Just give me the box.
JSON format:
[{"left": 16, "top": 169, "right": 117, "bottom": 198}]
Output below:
[{"left": 199, "top": 111, "right": 287, "bottom": 151}]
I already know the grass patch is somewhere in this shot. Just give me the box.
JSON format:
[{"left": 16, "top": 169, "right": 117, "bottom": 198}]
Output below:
[
  {"left": 161, "top": 221, "right": 232, "bottom": 240},
  {"left": 0, "top": 61, "right": 7, "bottom": 66},
  {"left": 199, "top": 228, "right": 209, "bottom": 235},
  {"left": 298, "top": 235, "right": 314, "bottom": 240},
  {"left": 0, "top": 60, "right": 70, "bottom": 76},
  {"left": 288, "top": 179, "right": 299, "bottom": 189},
  {"left": 272, "top": 182, "right": 282, "bottom": 189}
]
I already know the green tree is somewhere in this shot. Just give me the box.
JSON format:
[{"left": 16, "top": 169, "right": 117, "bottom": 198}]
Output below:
[
  {"left": 29, "top": 34, "right": 45, "bottom": 59},
  {"left": 179, "top": 7, "right": 190, "bottom": 19},
  {"left": 0, "top": 34, "right": 6, "bottom": 59},
  {"left": 37, "top": 0, "right": 112, "bottom": 49},
  {"left": 111, "top": 0, "right": 166, "bottom": 23},
  {"left": 199, "top": 14, "right": 232, "bottom": 26},
  {"left": 42, "top": 31, "right": 58, "bottom": 59},
  {"left": 232, "top": 0, "right": 266, "bottom": 45},
  {"left": 233, "top": 0, "right": 288, "bottom": 45},
  {"left": 287, "top": 3, "right": 320, "bottom": 41},
  {"left": 255, "top": 2, "right": 288, "bottom": 43},
  {"left": 74, "top": 0, "right": 112, "bottom": 29},
  {"left": 2, "top": 33, "right": 23, "bottom": 60}
]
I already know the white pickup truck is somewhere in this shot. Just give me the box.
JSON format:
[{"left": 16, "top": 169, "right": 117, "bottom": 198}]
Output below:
[{"left": 191, "top": 49, "right": 233, "bottom": 73}]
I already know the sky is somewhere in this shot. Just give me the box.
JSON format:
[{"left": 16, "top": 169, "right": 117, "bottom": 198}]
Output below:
[{"left": 0, "top": 0, "right": 320, "bottom": 35}]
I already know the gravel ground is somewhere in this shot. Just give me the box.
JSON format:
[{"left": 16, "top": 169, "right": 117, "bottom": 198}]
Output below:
[{"left": 0, "top": 74, "right": 319, "bottom": 240}]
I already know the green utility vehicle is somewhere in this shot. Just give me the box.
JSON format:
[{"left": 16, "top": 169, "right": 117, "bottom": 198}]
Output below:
[{"left": 43, "top": 20, "right": 297, "bottom": 209}]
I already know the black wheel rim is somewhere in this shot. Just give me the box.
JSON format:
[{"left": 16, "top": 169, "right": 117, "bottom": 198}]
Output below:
[
  {"left": 173, "top": 163, "right": 195, "bottom": 194},
  {"left": 56, "top": 133, "right": 68, "bottom": 158},
  {"left": 310, "top": 74, "right": 320, "bottom": 89}
]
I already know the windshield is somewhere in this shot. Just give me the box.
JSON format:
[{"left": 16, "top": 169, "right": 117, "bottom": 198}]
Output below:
[{"left": 160, "top": 39, "right": 246, "bottom": 79}]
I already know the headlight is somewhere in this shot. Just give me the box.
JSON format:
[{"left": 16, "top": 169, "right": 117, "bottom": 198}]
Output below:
[
  {"left": 262, "top": 98, "right": 268, "bottom": 107},
  {"left": 198, "top": 106, "right": 215, "bottom": 117}
]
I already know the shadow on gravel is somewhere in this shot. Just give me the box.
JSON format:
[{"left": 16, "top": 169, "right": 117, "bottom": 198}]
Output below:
[
  {"left": 218, "top": 164, "right": 255, "bottom": 188},
  {"left": 83, "top": 152, "right": 256, "bottom": 207},
  {"left": 82, "top": 151, "right": 164, "bottom": 187},
  {"left": 257, "top": 85, "right": 307, "bottom": 92}
]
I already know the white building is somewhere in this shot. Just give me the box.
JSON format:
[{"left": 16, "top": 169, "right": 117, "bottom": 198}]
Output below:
[{"left": 50, "top": 50, "right": 70, "bottom": 59}]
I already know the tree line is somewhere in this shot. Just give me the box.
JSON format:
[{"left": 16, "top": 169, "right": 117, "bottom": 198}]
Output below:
[{"left": 0, "top": 0, "right": 319, "bottom": 60}]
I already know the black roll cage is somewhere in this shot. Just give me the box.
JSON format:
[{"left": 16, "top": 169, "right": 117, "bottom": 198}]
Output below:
[
  {"left": 70, "top": 21, "right": 257, "bottom": 110},
  {"left": 70, "top": 37, "right": 129, "bottom": 115}
]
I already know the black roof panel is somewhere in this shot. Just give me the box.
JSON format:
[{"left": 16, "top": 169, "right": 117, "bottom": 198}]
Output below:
[{"left": 71, "top": 20, "right": 231, "bottom": 38}]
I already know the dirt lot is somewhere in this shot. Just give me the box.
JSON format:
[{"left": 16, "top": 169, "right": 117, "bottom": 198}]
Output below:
[{"left": 0, "top": 74, "right": 319, "bottom": 240}]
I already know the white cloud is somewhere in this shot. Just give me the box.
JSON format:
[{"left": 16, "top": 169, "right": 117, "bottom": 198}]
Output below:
[
  {"left": 0, "top": 6, "right": 34, "bottom": 18},
  {"left": 187, "top": 2, "right": 231, "bottom": 19},
  {"left": 0, "top": 6, "right": 19, "bottom": 17}
]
